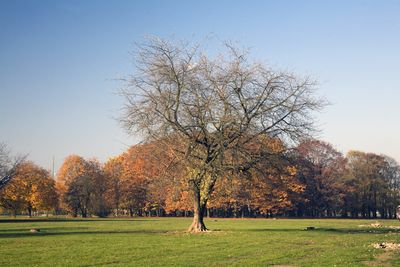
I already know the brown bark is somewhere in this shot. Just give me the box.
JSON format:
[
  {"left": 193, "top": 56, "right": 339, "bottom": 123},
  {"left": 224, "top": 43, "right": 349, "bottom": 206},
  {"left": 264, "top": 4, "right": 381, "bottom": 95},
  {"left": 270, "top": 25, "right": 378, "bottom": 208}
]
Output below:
[{"left": 187, "top": 190, "right": 207, "bottom": 232}]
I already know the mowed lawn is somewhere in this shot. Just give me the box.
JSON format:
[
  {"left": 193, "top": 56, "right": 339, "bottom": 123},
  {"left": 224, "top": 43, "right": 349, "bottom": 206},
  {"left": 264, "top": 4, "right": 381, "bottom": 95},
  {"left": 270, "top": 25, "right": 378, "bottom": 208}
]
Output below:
[{"left": 1, "top": 217, "right": 400, "bottom": 266}]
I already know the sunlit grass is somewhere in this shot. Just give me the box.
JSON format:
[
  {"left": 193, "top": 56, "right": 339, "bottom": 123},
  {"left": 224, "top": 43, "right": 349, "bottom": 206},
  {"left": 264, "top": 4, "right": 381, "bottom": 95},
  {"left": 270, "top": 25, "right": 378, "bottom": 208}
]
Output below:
[{"left": 1, "top": 217, "right": 400, "bottom": 266}]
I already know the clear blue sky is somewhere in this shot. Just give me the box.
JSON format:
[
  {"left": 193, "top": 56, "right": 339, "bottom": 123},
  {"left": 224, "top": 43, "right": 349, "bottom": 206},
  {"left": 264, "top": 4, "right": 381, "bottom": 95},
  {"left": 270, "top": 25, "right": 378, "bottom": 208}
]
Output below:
[{"left": 1, "top": 0, "right": 400, "bottom": 172}]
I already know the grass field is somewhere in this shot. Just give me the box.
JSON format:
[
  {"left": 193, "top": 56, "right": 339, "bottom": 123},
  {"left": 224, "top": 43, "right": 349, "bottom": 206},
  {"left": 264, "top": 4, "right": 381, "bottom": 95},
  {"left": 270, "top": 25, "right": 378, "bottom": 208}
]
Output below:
[{"left": 1, "top": 217, "right": 400, "bottom": 266}]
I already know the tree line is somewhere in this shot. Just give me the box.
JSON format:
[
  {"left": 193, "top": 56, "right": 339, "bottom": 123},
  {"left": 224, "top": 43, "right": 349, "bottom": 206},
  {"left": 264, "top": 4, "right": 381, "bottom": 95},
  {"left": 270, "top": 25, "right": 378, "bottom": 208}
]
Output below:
[{"left": 1, "top": 139, "right": 399, "bottom": 219}]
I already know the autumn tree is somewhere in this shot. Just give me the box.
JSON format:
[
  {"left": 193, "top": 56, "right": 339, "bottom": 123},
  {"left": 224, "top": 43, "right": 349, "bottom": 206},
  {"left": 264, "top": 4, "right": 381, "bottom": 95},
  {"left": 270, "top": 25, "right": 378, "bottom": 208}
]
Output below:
[
  {"left": 58, "top": 156, "right": 111, "bottom": 217},
  {"left": 343, "top": 151, "right": 400, "bottom": 218},
  {"left": 0, "top": 161, "right": 58, "bottom": 216},
  {"left": 165, "top": 180, "right": 192, "bottom": 216},
  {"left": 86, "top": 160, "right": 111, "bottom": 217},
  {"left": 208, "top": 175, "right": 246, "bottom": 217},
  {"left": 379, "top": 156, "right": 400, "bottom": 218},
  {"left": 293, "top": 140, "right": 346, "bottom": 217},
  {"left": 57, "top": 155, "right": 88, "bottom": 187},
  {"left": 121, "top": 37, "right": 325, "bottom": 231},
  {"left": 207, "top": 138, "right": 303, "bottom": 218},
  {"left": 111, "top": 142, "right": 176, "bottom": 217},
  {"left": 103, "top": 156, "right": 124, "bottom": 216},
  {"left": 104, "top": 149, "right": 152, "bottom": 217},
  {"left": 57, "top": 155, "right": 88, "bottom": 215},
  {"left": 249, "top": 165, "right": 303, "bottom": 216}
]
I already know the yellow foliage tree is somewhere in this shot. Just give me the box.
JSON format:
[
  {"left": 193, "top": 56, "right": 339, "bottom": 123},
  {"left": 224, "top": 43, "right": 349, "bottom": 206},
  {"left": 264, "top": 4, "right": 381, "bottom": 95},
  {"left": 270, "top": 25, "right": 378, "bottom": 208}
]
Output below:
[{"left": 0, "top": 162, "right": 58, "bottom": 216}]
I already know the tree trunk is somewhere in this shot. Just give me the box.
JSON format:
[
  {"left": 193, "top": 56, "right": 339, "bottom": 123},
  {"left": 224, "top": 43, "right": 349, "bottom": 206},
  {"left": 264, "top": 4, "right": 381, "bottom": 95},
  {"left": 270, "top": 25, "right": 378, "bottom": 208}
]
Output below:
[
  {"left": 72, "top": 209, "right": 78, "bottom": 217},
  {"left": 81, "top": 207, "right": 87, "bottom": 218},
  {"left": 27, "top": 207, "right": 32, "bottom": 218},
  {"left": 187, "top": 190, "right": 207, "bottom": 232}
]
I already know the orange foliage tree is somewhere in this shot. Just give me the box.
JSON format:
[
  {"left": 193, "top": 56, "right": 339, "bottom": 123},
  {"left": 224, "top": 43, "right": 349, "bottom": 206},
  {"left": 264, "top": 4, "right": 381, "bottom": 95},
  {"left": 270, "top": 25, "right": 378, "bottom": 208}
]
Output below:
[
  {"left": 0, "top": 161, "right": 58, "bottom": 216},
  {"left": 58, "top": 155, "right": 111, "bottom": 217},
  {"left": 103, "top": 155, "right": 124, "bottom": 216},
  {"left": 104, "top": 142, "right": 176, "bottom": 217}
]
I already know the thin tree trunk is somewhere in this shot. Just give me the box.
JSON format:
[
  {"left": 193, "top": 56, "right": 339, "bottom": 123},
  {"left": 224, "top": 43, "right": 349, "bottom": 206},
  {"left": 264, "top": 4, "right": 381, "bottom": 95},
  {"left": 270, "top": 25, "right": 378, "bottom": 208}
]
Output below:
[
  {"left": 81, "top": 208, "right": 87, "bottom": 218},
  {"left": 72, "top": 209, "right": 78, "bottom": 217}
]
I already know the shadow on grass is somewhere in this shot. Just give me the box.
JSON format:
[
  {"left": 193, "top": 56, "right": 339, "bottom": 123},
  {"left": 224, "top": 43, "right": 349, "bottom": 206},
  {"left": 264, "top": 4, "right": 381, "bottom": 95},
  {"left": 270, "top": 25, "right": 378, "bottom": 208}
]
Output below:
[
  {"left": 245, "top": 227, "right": 400, "bottom": 235},
  {"left": 315, "top": 227, "right": 400, "bottom": 234},
  {"left": 0, "top": 227, "right": 89, "bottom": 233},
  {"left": 0, "top": 218, "right": 158, "bottom": 223},
  {"left": 0, "top": 229, "right": 169, "bottom": 238}
]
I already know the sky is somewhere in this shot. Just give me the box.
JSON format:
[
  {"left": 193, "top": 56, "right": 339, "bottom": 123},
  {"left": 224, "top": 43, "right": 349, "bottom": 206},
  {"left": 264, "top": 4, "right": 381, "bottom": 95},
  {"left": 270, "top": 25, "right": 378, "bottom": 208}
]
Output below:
[{"left": 1, "top": 0, "right": 400, "bottom": 172}]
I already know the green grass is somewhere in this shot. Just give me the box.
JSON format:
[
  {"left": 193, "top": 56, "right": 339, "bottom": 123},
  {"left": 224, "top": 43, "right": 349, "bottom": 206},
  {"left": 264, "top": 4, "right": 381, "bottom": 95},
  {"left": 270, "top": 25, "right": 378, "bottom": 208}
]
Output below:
[{"left": 1, "top": 217, "right": 400, "bottom": 266}]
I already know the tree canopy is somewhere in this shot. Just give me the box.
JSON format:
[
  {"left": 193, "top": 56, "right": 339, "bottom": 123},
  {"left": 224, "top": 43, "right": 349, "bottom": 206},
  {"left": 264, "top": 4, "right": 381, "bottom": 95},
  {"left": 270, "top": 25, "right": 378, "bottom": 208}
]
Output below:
[{"left": 121, "top": 37, "right": 325, "bottom": 231}]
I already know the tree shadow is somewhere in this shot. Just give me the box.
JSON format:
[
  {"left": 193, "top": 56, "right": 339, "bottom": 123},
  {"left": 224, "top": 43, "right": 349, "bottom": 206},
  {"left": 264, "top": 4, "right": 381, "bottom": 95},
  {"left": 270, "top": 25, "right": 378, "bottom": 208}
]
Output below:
[
  {"left": 315, "top": 227, "right": 400, "bottom": 234},
  {"left": 0, "top": 218, "right": 158, "bottom": 223},
  {"left": 0, "top": 229, "right": 169, "bottom": 238},
  {"left": 0, "top": 227, "right": 89, "bottom": 233},
  {"left": 244, "top": 227, "right": 400, "bottom": 235}
]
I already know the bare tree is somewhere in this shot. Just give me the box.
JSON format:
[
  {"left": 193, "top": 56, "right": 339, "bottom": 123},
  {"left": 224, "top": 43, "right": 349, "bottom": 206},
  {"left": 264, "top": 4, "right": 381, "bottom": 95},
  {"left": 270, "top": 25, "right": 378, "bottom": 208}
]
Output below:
[
  {"left": 0, "top": 142, "right": 26, "bottom": 190},
  {"left": 121, "top": 37, "right": 325, "bottom": 232}
]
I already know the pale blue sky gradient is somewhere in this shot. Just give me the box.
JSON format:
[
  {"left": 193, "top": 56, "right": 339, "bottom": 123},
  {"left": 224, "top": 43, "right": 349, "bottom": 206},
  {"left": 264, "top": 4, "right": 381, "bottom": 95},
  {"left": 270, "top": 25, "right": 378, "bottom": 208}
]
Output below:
[{"left": 1, "top": 0, "right": 400, "bottom": 171}]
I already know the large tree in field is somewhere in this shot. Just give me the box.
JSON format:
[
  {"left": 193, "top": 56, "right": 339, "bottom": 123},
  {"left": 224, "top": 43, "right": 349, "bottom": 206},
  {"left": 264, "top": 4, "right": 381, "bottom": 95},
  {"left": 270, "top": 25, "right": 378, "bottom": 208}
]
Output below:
[{"left": 121, "top": 37, "right": 325, "bottom": 232}]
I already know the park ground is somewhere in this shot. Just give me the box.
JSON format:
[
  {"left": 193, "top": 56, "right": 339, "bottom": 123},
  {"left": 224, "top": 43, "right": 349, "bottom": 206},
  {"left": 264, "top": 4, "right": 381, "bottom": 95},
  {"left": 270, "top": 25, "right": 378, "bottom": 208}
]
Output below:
[{"left": 1, "top": 217, "right": 400, "bottom": 266}]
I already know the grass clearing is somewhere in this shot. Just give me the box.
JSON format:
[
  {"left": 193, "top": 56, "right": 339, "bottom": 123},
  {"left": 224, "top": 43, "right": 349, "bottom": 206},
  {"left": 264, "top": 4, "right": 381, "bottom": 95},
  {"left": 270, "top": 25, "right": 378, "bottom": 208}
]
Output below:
[{"left": 1, "top": 217, "right": 400, "bottom": 266}]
